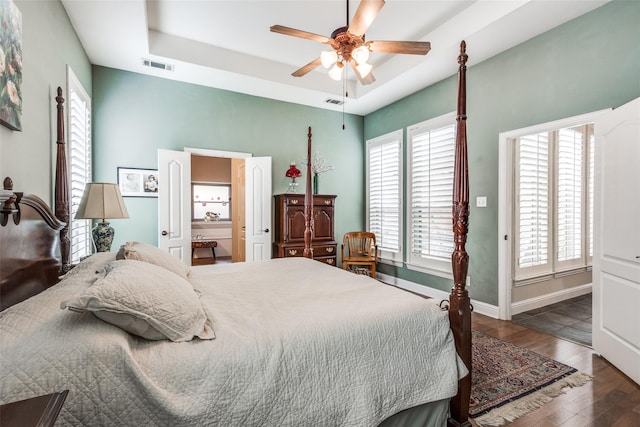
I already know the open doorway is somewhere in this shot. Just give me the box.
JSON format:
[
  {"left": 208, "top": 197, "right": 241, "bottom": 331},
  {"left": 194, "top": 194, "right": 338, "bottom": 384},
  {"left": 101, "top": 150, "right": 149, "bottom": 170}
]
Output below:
[
  {"left": 190, "top": 155, "right": 240, "bottom": 265},
  {"left": 498, "top": 111, "right": 606, "bottom": 343},
  {"left": 158, "top": 147, "right": 271, "bottom": 266}
]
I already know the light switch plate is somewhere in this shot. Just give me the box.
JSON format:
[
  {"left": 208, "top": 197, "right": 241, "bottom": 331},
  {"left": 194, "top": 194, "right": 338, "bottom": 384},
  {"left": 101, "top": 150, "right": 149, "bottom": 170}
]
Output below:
[{"left": 476, "top": 196, "right": 487, "bottom": 208}]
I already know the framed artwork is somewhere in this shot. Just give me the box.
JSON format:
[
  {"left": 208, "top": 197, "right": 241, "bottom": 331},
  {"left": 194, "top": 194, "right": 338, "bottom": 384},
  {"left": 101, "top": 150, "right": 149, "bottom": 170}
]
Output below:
[
  {"left": 117, "top": 167, "right": 158, "bottom": 197},
  {"left": 0, "top": 0, "right": 23, "bottom": 131}
]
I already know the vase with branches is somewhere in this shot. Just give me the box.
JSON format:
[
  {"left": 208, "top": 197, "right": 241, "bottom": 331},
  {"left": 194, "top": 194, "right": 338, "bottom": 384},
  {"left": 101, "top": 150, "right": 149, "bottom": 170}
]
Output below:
[{"left": 304, "top": 152, "right": 334, "bottom": 194}]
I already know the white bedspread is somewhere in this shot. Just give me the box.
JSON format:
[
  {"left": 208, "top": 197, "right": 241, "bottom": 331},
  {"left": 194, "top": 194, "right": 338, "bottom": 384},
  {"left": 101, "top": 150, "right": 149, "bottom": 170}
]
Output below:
[{"left": 0, "top": 254, "right": 467, "bottom": 426}]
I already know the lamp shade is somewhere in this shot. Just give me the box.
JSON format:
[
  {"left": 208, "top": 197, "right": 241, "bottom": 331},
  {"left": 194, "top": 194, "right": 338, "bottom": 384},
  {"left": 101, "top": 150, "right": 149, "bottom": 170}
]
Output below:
[
  {"left": 75, "top": 183, "right": 129, "bottom": 221},
  {"left": 285, "top": 162, "right": 302, "bottom": 178}
]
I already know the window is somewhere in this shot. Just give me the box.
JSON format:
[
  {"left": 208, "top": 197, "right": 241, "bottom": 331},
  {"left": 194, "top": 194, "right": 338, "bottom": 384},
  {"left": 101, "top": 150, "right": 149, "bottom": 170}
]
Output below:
[
  {"left": 366, "top": 130, "right": 402, "bottom": 264},
  {"left": 192, "top": 183, "right": 231, "bottom": 221},
  {"left": 67, "top": 67, "right": 92, "bottom": 263},
  {"left": 513, "top": 124, "right": 593, "bottom": 282},
  {"left": 406, "top": 113, "right": 456, "bottom": 277}
]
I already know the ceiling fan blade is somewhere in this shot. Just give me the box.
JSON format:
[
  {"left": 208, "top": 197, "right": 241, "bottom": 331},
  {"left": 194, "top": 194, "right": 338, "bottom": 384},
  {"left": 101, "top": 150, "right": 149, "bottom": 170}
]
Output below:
[
  {"left": 292, "top": 57, "right": 323, "bottom": 77},
  {"left": 367, "top": 40, "right": 431, "bottom": 55},
  {"left": 270, "top": 25, "right": 331, "bottom": 44},
  {"left": 350, "top": 59, "right": 376, "bottom": 85},
  {"left": 348, "top": 0, "right": 385, "bottom": 37}
]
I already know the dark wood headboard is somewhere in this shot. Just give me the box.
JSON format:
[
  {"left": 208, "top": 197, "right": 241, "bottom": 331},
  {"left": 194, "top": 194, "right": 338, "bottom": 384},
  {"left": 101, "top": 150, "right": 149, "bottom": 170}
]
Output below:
[
  {"left": 0, "top": 181, "right": 64, "bottom": 311},
  {"left": 0, "top": 87, "right": 70, "bottom": 311}
]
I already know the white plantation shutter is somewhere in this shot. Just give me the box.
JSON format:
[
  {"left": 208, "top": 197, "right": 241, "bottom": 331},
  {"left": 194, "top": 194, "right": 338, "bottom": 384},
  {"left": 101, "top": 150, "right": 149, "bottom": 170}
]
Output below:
[
  {"left": 513, "top": 123, "right": 593, "bottom": 282},
  {"left": 516, "top": 132, "right": 550, "bottom": 273},
  {"left": 367, "top": 130, "right": 402, "bottom": 263},
  {"left": 407, "top": 114, "right": 455, "bottom": 276},
  {"left": 68, "top": 68, "right": 92, "bottom": 263},
  {"left": 556, "top": 127, "right": 583, "bottom": 268}
]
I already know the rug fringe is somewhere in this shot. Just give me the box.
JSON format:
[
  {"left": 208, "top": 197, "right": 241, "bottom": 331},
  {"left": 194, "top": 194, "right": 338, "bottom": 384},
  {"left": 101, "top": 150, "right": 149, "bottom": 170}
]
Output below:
[{"left": 472, "top": 371, "right": 592, "bottom": 427}]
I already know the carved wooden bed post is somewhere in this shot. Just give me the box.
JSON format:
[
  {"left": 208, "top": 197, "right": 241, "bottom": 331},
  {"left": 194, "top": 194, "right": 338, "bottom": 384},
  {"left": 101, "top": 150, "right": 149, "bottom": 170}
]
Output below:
[
  {"left": 303, "top": 126, "right": 314, "bottom": 259},
  {"left": 54, "top": 87, "right": 71, "bottom": 273},
  {"left": 447, "top": 41, "right": 472, "bottom": 427}
]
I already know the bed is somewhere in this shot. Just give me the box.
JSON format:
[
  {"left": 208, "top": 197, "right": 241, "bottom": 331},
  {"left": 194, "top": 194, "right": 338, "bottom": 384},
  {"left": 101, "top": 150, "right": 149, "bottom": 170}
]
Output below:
[{"left": 0, "top": 42, "right": 472, "bottom": 426}]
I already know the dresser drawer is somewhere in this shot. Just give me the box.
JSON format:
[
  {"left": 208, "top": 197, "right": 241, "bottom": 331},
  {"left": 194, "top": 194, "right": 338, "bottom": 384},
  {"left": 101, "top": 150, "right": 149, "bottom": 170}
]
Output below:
[
  {"left": 277, "top": 244, "right": 337, "bottom": 265},
  {"left": 316, "top": 256, "right": 337, "bottom": 266},
  {"left": 314, "top": 244, "right": 337, "bottom": 257},
  {"left": 281, "top": 195, "right": 335, "bottom": 207},
  {"left": 283, "top": 246, "right": 304, "bottom": 257}
]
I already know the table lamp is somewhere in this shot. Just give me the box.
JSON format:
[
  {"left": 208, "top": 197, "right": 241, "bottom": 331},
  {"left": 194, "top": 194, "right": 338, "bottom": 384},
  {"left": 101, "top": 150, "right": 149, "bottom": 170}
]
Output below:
[
  {"left": 285, "top": 162, "right": 302, "bottom": 193},
  {"left": 75, "top": 183, "right": 129, "bottom": 252}
]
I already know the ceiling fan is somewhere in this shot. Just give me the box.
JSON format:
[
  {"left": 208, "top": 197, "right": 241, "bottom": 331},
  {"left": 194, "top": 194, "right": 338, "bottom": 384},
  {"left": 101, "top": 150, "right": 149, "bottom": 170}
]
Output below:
[{"left": 270, "top": 0, "right": 431, "bottom": 85}]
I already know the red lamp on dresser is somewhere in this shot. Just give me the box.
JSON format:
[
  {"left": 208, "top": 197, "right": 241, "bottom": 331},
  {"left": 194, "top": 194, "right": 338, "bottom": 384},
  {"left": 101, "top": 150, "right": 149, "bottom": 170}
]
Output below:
[{"left": 285, "top": 162, "right": 302, "bottom": 193}]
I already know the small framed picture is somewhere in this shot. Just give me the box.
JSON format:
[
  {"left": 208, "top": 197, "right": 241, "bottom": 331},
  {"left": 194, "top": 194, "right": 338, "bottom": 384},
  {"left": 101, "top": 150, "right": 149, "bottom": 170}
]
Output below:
[{"left": 117, "top": 167, "right": 158, "bottom": 197}]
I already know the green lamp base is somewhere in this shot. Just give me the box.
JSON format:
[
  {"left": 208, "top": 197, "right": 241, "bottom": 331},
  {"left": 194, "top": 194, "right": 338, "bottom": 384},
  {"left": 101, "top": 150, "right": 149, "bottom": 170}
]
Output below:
[{"left": 92, "top": 221, "right": 115, "bottom": 252}]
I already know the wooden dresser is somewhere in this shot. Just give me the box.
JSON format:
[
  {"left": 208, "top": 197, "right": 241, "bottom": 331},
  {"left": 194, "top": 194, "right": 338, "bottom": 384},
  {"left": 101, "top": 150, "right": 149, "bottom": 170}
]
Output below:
[{"left": 273, "top": 194, "right": 337, "bottom": 266}]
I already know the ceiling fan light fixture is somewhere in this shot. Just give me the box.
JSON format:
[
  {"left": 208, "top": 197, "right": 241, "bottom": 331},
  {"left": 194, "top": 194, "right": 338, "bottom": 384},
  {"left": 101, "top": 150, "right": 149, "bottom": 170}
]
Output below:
[
  {"left": 321, "top": 50, "right": 338, "bottom": 68},
  {"left": 352, "top": 46, "right": 370, "bottom": 64},
  {"left": 356, "top": 62, "right": 372, "bottom": 78},
  {"left": 328, "top": 62, "right": 344, "bottom": 81}
]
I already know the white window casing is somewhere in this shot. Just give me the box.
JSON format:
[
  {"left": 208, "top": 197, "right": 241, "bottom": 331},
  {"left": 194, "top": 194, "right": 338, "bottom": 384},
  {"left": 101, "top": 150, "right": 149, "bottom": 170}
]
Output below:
[
  {"left": 406, "top": 112, "right": 456, "bottom": 278},
  {"left": 67, "top": 66, "right": 92, "bottom": 263},
  {"left": 366, "top": 130, "right": 403, "bottom": 265}
]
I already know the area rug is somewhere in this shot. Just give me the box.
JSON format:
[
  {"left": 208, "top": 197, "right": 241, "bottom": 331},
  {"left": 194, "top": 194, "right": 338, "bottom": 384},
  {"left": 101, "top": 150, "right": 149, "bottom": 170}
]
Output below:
[{"left": 470, "top": 330, "right": 592, "bottom": 426}]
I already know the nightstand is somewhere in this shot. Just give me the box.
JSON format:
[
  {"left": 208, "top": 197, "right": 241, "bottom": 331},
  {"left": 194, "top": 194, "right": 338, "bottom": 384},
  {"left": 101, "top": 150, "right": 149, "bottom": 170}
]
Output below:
[{"left": 0, "top": 390, "right": 68, "bottom": 427}]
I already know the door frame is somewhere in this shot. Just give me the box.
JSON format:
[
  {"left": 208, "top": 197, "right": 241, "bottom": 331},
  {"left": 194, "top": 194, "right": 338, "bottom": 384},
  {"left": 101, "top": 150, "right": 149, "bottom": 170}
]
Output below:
[
  {"left": 497, "top": 109, "right": 609, "bottom": 320},
  {"left": 184, "top": 148, "right": 272, "bottom": 262}
]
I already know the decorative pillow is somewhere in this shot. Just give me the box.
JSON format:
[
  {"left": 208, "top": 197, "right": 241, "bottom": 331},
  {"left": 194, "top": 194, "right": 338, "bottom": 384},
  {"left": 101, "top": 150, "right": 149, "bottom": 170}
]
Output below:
[
  {"left": 116, "top": 241, "right": 191, "bottom": 279},
  {"left": 61, "top": 259, "right": 215, "bottom": 342}
]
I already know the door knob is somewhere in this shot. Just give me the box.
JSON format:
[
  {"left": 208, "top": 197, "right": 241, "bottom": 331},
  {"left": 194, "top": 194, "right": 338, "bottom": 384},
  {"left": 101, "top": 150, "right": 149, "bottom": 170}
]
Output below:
[
  {"left": 161, "top": 230, "right": 172, "bottom": 236},
  {"left": 263, "top": 228, "right": 270, "bottom": 233}
]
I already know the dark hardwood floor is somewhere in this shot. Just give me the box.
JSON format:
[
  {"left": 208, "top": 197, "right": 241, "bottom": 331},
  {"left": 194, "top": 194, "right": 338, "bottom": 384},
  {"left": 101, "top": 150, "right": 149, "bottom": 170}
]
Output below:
[{"left": 471, "top": 313, "right": 640, "bottom": 426}]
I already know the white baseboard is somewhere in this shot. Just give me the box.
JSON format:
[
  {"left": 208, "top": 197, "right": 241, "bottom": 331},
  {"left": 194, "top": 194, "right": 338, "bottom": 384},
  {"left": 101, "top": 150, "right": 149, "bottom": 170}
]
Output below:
[
  {"left": 377, "top": 273, "right": 500, "bottom": 319},
  {"left": 510, "top": 283, "right": 592, "bottom": 316}
]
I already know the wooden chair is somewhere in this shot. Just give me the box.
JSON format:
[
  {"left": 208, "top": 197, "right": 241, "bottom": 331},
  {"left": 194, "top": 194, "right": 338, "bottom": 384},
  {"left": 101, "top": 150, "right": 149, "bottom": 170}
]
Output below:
[{"left": 341, "top": 232, "right": 378, "bottom": 278}]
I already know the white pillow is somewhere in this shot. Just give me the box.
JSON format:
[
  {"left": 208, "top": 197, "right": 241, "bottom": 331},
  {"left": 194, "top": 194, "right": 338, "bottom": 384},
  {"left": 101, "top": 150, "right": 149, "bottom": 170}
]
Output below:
[
  {"left": 116, "top": 241, "right": 191, "bottom": 279},
  {"left": 61, "top": 260, "right": 215, "bottom": 342}
]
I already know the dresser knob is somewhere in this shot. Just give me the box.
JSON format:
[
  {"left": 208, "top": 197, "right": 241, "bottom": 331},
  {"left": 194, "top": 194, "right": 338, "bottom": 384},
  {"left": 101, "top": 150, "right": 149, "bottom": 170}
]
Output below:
[
  {"left": 326, "top": 247, "right": 334, "bottom": 253},
  {"left": 327, "top": 259, "right": 334, "bottom": 265},
  {"left": 288, "top": 249, "right": 298, "bottom": 256},
  {"left": 324, "top": 200, "right": 331, "bottom": 205},
  {"left": 291, "top": 199, "right": 299, "bottom": 205}
]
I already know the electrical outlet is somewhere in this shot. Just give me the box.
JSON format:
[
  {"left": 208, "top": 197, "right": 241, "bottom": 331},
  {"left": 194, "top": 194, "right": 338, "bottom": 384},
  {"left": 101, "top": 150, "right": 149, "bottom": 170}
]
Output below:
[{"left": 466, "top": 276, "right": 471, "bottom": 287}]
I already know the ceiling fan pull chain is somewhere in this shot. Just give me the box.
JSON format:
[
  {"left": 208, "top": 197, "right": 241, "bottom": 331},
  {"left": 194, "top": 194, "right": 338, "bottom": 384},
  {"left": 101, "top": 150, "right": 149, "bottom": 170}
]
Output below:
[{"left": 342, "top": 73, "right": 346, "bottom": 130}]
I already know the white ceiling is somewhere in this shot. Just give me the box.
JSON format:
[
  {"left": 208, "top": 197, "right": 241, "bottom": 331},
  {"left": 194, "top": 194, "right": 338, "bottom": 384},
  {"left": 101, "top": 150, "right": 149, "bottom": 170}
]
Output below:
[{"left": 61, "top": 0, "right": 610, "bottom": 116}]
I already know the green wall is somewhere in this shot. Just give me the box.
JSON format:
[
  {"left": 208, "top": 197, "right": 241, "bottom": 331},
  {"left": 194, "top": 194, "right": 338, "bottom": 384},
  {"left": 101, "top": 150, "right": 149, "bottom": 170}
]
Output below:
[
  {"left": 0, "top": 0, "right": 91, "bottom": 201},
  {"left": 92, "top": 67, "right": 365, "bottom": 249},
  {"left": 4, "top": 0, "right": 639, "bottom": 306},
  {"left": 364, "top": 0, "right": 640, "bottom": 305}
]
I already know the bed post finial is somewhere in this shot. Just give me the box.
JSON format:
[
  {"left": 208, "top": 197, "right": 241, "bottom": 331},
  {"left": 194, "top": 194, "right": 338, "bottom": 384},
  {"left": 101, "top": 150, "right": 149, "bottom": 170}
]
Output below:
[
  {"left": 448, "top": 40, "right": 472, "bottom": 427},
  {"left": 303, "top": 126, "right": 314, "bottom": 259},
  {"left": 55, "top": 87, "right": 71, "bottom": 273}
]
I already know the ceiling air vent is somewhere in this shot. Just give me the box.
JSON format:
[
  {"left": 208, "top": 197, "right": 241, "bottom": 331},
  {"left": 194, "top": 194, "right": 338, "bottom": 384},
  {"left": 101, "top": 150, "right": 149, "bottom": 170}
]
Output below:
[
  {"left": 142, "top": 59, "right": 174, "bottom": 72},
  {"left": 325, "top": 98, "right": 344, "bottom": 105}
]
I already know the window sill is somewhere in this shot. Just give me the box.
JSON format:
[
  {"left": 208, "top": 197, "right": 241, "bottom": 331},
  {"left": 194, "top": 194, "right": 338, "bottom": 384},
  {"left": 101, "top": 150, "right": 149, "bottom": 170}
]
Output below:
[
  {"left": 379, "top": 258, "right": 403, "bottom": 267},
  {"left": 514, "top": 266, "right": 591, "bottom": 286},
  {"left": 405, "top": 262, "right": 453, "bottom": 280}
]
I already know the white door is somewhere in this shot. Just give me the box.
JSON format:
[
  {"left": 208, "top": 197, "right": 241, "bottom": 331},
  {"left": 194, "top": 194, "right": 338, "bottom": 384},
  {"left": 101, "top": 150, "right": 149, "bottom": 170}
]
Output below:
[
  {"left": 244, "top": 157, "right": 272, "bottom": 261},
  {"left": 158, "top": 149, "right": 192, "bottom": 265},
  {"left": 593, "top": 97, "right": 640, "bottom": 385}
]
